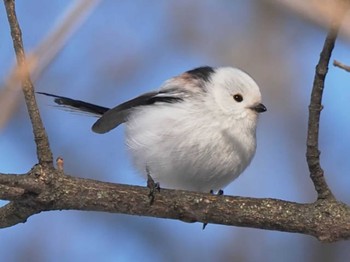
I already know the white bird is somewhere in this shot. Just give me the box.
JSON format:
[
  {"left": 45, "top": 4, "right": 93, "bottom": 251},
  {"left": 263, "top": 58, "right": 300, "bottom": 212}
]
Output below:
[{"left": 38, "top": 66, "right": 266, "bottom": 193}]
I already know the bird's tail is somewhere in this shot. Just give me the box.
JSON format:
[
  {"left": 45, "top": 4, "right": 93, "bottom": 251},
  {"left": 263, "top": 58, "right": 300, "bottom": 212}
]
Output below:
[{"left": 37, "top": 92, "right": 110, "bottom": 116}]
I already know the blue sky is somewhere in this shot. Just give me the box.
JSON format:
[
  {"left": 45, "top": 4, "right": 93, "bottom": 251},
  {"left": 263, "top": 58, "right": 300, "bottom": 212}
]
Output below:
[{"left": 1, "top": 1, "right": 350, "bottom": 261}]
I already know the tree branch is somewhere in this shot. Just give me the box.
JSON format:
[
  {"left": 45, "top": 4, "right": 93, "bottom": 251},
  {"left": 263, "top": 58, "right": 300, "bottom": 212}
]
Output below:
[
  {"left": 4, "top": 0, "right": 53, "bottom": 166},
  {"left": 306, "top": 20, "right": 341, "bottom": 200},
  {"left": 0, "top": 170, "right": 349, "bottom": 242}
]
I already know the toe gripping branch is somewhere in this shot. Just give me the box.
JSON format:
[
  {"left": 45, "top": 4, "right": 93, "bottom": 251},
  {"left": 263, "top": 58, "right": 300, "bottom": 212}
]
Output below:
[
  {"left": 146, "top": 170, "right": 160, "bottom": 205},
  {"left": 203, "top": 189, "right": 224, "bottom": 229}
]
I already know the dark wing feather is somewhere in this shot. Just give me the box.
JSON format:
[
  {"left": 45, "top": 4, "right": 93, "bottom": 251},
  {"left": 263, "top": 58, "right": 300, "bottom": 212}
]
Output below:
[
  {"left": 37, "top": 92, "right": 109, "bottom": 116},
  {"left": 92, "top": 90, "right": 184, "bottom": 134},
  {"left": 37, "top": 90, "right": 184, "bottom": 134}
]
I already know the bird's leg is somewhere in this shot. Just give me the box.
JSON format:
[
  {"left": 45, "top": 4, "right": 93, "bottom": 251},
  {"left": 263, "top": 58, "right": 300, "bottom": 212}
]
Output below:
[
  {"left": 146, "top": 166, "right": 160, "bottom": 205},
  {"left": 203, "top": 189, "right": 224, "bottom": 229}
]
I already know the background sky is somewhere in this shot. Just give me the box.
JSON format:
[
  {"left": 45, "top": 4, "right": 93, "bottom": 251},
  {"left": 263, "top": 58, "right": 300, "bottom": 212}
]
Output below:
[{"left": 1, "top": 1, "right": 350, "bottom": 261}]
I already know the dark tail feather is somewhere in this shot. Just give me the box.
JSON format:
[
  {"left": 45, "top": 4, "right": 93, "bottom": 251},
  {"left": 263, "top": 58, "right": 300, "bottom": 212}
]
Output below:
[{"left": 37, "top": 92, "right": 110, "bottom": 116}]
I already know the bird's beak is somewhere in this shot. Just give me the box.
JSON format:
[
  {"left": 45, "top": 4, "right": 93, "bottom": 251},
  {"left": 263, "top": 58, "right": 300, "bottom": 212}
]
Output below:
[{"left": 251, "top": 103, "right": 267, "bottom": 113}]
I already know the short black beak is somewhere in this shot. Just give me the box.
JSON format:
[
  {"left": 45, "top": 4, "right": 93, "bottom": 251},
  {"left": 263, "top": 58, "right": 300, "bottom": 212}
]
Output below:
[{"left": 251, "top": 103, "right": 267, "bottom": 113}]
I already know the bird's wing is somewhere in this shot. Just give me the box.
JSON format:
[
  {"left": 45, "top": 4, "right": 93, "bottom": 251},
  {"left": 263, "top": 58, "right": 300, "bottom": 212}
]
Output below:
[
  {"left": 37, "top": 92, "right": 110, "bottom": 116},
  {"left": 92, "top": 89, "right": 185, "bottom": 134}
]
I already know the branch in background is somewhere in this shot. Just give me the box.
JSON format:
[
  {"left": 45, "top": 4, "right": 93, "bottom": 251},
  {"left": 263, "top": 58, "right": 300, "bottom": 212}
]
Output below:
[
  {"left": 30, "top": 0, "right": 102, "bottom": 80},
  {"left": 0, "top": 0, "right": 101, "bottom": 131},
  {"left": 333, "top": 59, "right": 350, "bottom": 72},
  {"left": 269, "top": 0, "right": 350, "bottom": 40}
]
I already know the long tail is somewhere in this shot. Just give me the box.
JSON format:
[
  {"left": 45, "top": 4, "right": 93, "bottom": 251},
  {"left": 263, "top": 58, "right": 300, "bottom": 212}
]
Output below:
[{"left": 37, "top": 92, "right": 110, "bottom": 116}]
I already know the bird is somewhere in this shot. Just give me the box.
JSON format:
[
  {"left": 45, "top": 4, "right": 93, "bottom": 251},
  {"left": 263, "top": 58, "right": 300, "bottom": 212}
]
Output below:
[{"left": 38, "top": 66, "right": 266, "bottom": 193}]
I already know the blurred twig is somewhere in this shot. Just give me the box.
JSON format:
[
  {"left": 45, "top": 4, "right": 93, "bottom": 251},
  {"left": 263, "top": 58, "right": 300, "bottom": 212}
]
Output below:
[
  {"left": 268, "top": 0, "right": 350, "bottom": 39},
  {"left": 30, "top": 0, "right": 101, "bottom": 80},
  {"left": 333, "top": 59, "right": 350, "bottom": 72},
  {"left": 0, "top": 0, "right": 101, "bottom": 131}
]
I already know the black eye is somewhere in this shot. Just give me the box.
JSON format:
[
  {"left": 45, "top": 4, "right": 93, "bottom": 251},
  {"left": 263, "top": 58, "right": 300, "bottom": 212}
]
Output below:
[{"left": 233, "top": 94, "right": 243, "bottom": 102}]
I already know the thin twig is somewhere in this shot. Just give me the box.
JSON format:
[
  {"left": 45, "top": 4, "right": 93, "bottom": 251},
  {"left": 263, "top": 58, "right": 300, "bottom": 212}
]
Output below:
[
  {"left": 306, "top": 21, "right": 342, "bottom": 199},
  {"left": 333, "top": 59, "right": 350, "bottom": 72},
  {"left": 4, "top": 0, "right": 53, "bottom": 166}
]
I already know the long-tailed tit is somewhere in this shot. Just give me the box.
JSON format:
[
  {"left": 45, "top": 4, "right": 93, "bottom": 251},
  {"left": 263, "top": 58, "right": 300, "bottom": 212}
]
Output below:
[{"left": 38, "top": 66, "right": 266, "bottom": 192}]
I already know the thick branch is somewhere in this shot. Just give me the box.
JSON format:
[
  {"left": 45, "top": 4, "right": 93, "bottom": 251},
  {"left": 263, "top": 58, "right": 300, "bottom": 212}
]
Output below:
[
  {"left": 0, "top": 170, "right": 349, "bottom": 242},
  {"left": 306, "top": 22, "right": 340, "bottom": 199},
  {"left": 4, "top": 0, "right": 53, "bottom": 166}
]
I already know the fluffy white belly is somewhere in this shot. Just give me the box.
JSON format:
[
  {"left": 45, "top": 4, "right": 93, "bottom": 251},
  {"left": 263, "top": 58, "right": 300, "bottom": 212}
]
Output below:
[{"left": 125, "top": 103, "right": 256, "bottom": 192}]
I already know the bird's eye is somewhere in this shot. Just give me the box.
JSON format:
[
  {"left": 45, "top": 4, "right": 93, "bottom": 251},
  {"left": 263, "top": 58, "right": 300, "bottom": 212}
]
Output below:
[{"left": 233, "top": 94, "right": 243, "bottom": 102}]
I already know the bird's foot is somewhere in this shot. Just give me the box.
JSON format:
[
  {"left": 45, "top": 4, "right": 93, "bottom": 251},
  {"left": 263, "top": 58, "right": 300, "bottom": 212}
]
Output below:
[
  {"left": 209, "top": 189, "right": 224, "bottom": 195},
  {"left": 146, "top": 168, "right": 160, "bottom": 205},
  {"left": 203, "top": 189, "right": 224, "bottom": 230}
]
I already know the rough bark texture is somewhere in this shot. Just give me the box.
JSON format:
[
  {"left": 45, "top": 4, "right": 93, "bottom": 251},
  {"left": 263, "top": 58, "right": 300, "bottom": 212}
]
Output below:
[
  {"left": 1, "top": 0, "right": 350, "bottom": 243},
  {"left": 1, "top": 169, "right": 349, "bottom": 242}
]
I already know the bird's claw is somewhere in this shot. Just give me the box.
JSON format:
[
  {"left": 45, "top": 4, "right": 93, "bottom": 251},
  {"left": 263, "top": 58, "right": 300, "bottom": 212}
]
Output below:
[
  {"left": 203, "top": 189, "right": 224, "bottom": 229},
  {"left": 147, "top": 171, "right": 160, "bottom": 205}
]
